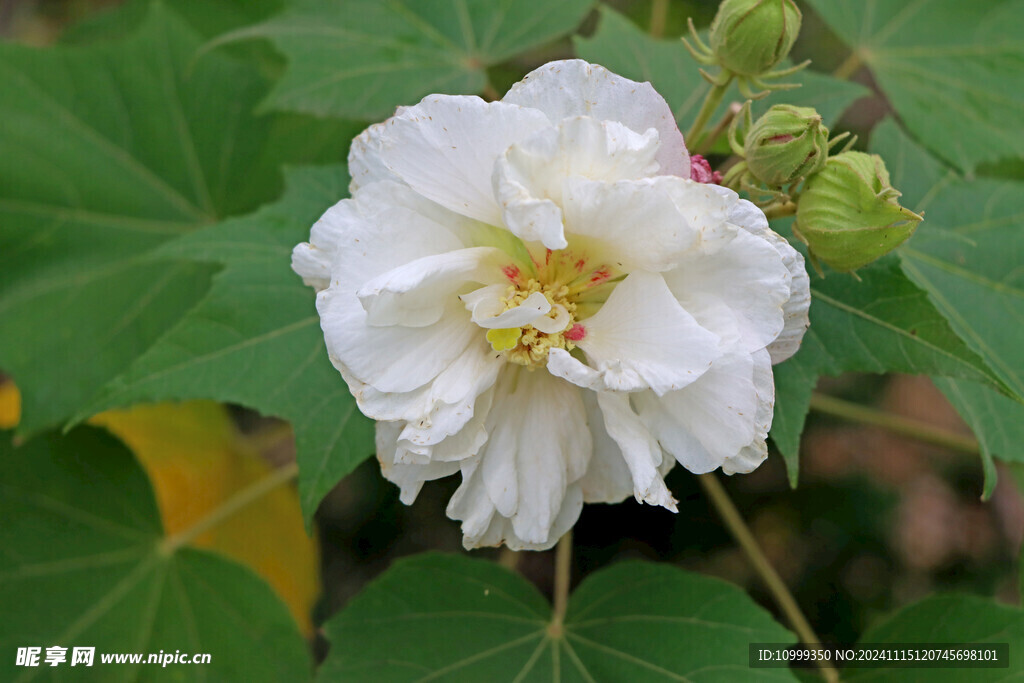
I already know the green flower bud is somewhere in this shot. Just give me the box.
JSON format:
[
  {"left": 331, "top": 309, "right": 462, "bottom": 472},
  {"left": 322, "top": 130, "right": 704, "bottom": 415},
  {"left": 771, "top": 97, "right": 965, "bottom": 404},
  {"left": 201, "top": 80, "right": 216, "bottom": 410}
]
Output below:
[
  {"left": 795, "top": 152, "right": 923, "bottom": 273},
  {"left": 709, "top": 0, "right": 802, "bottom": 77},
  {"left": 745, "top": 104, "right": 828, "bottom": 186}
]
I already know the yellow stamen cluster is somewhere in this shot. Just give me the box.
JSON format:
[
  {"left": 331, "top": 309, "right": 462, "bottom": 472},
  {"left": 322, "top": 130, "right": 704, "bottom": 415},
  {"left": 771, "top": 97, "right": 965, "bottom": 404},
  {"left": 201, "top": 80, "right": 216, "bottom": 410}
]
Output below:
[{"left": 486, "top": 279, "right": 577, "bottom": 367}]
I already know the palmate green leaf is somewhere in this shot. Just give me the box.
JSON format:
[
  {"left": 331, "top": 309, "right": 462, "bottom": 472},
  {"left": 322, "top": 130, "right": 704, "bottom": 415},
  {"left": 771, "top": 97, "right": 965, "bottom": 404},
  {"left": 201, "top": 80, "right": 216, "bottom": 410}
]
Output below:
[
  {"left": 768, "top": 252, "right": 1011, "bottom": 486},
  {"left": 805, "top": 0, "right": 1024, "bottom": 173},
  {"left": 62, "top": 0, "right": 283, "bottom": 45},
  {"left": 574, "top": 7, "right": 869, "bottom": 133},
  {"left": 79, "top": 166, "right": 374, "bottom": 523},
  {"left": 845, "top": 594, "right": 1024, "bottom": 681},
  {"left": 229, "top": 0, "right": 595, "bottom": 120},
  {"left": 870, "top": 119, "right": 1024, "bottom": 493},
  {"left": 0, "top": 5, "right": 360, "bottom": 437},
  {"left": 0, "top": 428, "right": 310, "bottom": 682},
  {"left": 319, "top": 553, "right": 798, "bottom": 682}
]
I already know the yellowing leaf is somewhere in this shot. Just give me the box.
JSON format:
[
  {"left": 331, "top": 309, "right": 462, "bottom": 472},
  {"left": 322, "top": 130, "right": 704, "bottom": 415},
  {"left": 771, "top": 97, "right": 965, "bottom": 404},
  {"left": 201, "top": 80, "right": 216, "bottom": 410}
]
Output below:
[
  {"left": 0, "top": 379, "right": 19, "bottom": 429},
  {"left": 89, "top": 401, "right": 319, "bottom": 636}
]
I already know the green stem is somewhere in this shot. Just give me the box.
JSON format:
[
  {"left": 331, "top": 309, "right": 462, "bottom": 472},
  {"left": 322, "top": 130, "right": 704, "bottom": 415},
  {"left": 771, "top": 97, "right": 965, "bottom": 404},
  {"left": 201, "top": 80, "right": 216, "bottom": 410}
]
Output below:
[
  {"left": 686, "top": 77, "right": 733, "bottom": 149},
  {"left": 699, "top": 473, "right": 840, "bottom": 683},
  {"left": 809, "top": 393, "right": 980, "bottom": 455},
  {"left": 763, "top": 201, "right": 797, "bottom": 220},
  {"left": 549, "top": 530, "right": 573, "bottom": 636},
  {"left": 650, "top": 0, "right": 669, "bottom": 38},
  {"left": 160, "top": 461, "right": 300, "bottom": 555},
  {"left": 694, "top": 101, "right": 741, "bottom": 155}
]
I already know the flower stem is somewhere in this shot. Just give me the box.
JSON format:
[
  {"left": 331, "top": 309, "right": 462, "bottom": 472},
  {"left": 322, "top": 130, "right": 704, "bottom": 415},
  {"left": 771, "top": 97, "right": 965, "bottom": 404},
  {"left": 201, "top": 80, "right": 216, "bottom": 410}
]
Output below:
[
  {"left": 698, "top": 473, "right": 840, "bottom": 683},
  {"left": 809, "top": 393, "right": 980, "bottom": 455},
  {"left": 160, "top": 461, "right": 300, "bottom": 555},
  {"left": 686, "top": 78, "right": 733, "bottom": 149},
  {"left": 763, "top": 200, "right": 797, "bottom": 220},
  {"left": 499, "top": 547, "right": 521, "bottom": 571},
  {"left": 549, "top": 530, "right": 573, "bottom": 635},
  {"left": 694, "top": 101, "right": 742, "bottom": 155},
  {"left": 649, "top": 0, "right": 669, "bottom": 38}
]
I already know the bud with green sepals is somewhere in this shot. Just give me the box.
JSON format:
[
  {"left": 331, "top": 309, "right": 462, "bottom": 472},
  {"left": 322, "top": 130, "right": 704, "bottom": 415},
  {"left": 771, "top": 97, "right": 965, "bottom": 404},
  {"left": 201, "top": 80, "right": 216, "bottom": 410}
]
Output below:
[
  {"left": 683, "top": 0, "right": 809, "bottom": 101},
  {"left": 794, "top": 151, "right": 923, "bottom": 273}
]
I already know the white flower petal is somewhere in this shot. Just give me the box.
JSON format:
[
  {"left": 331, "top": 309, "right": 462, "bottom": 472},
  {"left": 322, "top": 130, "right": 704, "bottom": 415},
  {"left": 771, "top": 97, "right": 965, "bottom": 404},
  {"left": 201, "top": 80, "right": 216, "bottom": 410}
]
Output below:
[
  {"left": 376, "top": 421, "right": 461, "bottom": 505},
  {"left": 717, "top": 194, "right": 811, "bottom": 363},
  {"left": 577, "top": 391, "right": 634, "bottom": 503},
  {"left": 358, "top": 247, "right": 505, "bottom": 328},
  {"left": 571, "top": 271, "right": 722, "bottom": 395},
  {"left": 762, "top": 229, "right": 811, "bottom": 364},
  {"left": 399, "top": 386, "right": 495, "bottom": 459},
  {"left": 665, "top": 227, "right": 791, "bottom": 353},
  {"left": 637, "top": 349, "right": 774, "bottom": 474},
  {"left": 596, "top": 392, "right": 677, "bottom": 511},
  {"left": 348, "top": 120, "right": 396, "bottom": 192},
  {"left": 461, "top": 286, "right": 551, "bottom": 329},
  {"left": 531, "top": 304, "right": 571, "bottom": 334},
  {"left": 319, "top": 288, "right": 477, "bottom": 394},
  {"left": 561, "top": 177, "right": 730, "bottom": 272},
  {"left": 479, "top": 368, "right": 591, "bottom": 544},
  {"left": 375, "top": 95, "right": 551, "bottom": 226},
  {"left": 291, "top": 242, "right": 331, "bottom": 292},
  {"left": 448, "top": 455, "right": 584, "bottom": 551},
  {"left": 725, "top": 194, "right": 771, "bottom": 236},
  {"left": 319, "top": 181, "right": 469, "bottom": 294},
  {"left": 339, "top": 338, "right": 501, "bottom": 447},
  {"left": 492, "top": 116, "right": 661, "bottom": 249},
  {"left": 503, "top": 59, "right": 689, "bottom": 178}
]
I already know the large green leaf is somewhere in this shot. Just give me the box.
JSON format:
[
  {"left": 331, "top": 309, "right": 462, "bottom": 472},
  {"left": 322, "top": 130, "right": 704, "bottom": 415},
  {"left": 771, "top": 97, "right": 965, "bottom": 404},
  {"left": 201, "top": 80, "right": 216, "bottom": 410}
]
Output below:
[
  {"left": 227, "top": 0, "right": 595, "bottom": 119},
  {"left": 62, "top": 0, "right": 283, "bottom": 45},
  {"left": 0, "top": 428, "right": 310, "bottom": 682},
  {"left": 574, "top": 7, "right": 869, "bottom": 133},
  {"left": 805, "top": 0, "right": 1024, "bottom": 173},
  {"left": 769, "top": 252, "right": 1010, "bottom": 486},
  {"left": 79, "top": 166, "right": 374, "bottom": 522},
  {"left": 846, "top": 594, "right": 1024, "bottom": 681},
  {"left": 870, "top": 118, "right": 1024, "bottom": 490},
  {"left": 0, "top": 6, "right": 359, "bottom": 436},
  {"left": 319, "top": 552, "right": 797, "bottom": 681}
]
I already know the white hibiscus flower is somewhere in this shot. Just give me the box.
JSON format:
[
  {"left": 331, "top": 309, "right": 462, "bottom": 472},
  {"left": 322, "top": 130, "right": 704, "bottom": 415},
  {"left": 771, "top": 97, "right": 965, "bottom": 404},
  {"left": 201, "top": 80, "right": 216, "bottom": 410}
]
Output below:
[{"left": 292, "top": 60, "right": 810, "bottom": 551}]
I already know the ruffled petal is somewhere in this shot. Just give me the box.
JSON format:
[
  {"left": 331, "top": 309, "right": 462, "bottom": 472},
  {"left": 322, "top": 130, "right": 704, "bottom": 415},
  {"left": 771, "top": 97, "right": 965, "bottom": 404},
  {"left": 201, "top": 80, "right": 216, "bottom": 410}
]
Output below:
[
  {"left": 376, "top": 421, "right": 461, "bottom": 504},
  {"left": 461, "top": 285, "right": 551, "bottom": 329},
  {"left": 358, "top": 247, "right": 506, "bottom": 328},
  {"left": 492, "top": 116, "right": 660, "bottom": 250},
  {"left": 317, "top": 181, "right": 470, "bottom": 294},
  {"left": 723, "top": 349, "right": 774, "bottom": 474},
  {"left": 339, "top": 338, "right": 502, "bottom": 447},
  {"left": 375, "top": 95, "right": 551, "bottom": 226},
  {"left": 762, "top": 230, "right": 811, "bottom": 364},
  {"left": 348, "top": 120, "right": 396, "bottom": 192},
  {"left": 637, "top": 349, "right": 774, "bottom": 474},
  {"left": 319, "top": 288, "right": 477, "bottom": 394},
  {"left": 664, "top": 227, "right": 791, "bottom": 353},
  {"left": 561, "top": 176, "right": 731, "bottom": 272},
  {"left": 596, "top": 392, "right": 676, "bottom": 510},
  {"left": 478, "top": 368, "right": 591, "bottom": 545},
  {"left": 552, "top": 271, "right": 721, "bottom": 395},
  {"left": 502, "top": 59, "right": 689, "bottom": 178},
  {"left": 710, "top": 190, "right": 811, "bottom": 363},
  {"left": 447, "top": 457, "right": 584, "bottom": 550},
  {"left": 577, "top": 391, "right": 633, "bottom": 503}
]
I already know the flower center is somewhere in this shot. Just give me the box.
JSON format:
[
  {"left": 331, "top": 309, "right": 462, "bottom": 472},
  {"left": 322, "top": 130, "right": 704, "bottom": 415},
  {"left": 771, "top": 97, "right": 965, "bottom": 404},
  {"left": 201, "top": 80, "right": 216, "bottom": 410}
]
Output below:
[
  {"left": 486, "top": 279, "right": 584, "bottom": 366},
  {"left": 485, "top": 247, "right": 620, "bottom": 367}
]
